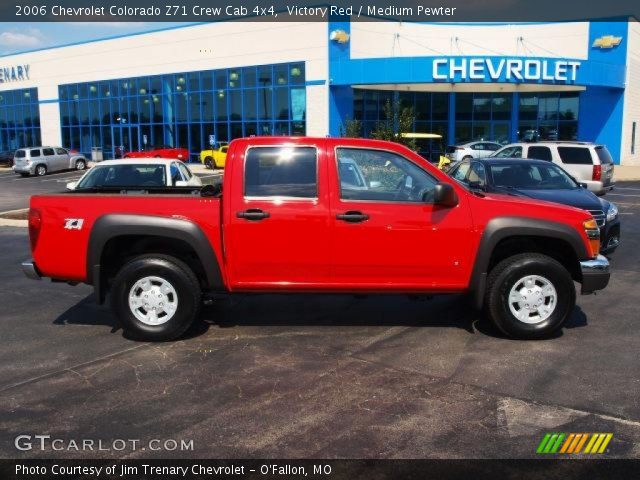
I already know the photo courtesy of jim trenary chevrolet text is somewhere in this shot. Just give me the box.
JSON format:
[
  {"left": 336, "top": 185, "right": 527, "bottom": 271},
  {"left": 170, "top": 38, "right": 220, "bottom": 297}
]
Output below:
[{"left": 0, "top": 0, "right": 639, "bottom": 478}]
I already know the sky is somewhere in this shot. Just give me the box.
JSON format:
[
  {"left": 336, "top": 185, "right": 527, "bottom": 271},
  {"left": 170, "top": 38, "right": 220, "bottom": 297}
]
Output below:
[{"left": 0, "top": 22, "right": 191, "bottom": 56}]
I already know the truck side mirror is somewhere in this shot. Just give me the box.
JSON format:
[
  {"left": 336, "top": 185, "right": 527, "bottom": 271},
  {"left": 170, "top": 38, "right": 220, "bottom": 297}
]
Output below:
[{"left": 433, "top": 183, "right": 458, "bottom": 207}]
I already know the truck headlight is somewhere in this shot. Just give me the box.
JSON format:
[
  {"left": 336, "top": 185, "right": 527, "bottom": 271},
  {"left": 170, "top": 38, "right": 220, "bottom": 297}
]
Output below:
[
  {"left": 606, "top": 203, "right": 618, "bottom": 222},
  {"left": 583, "top": 218, "right": 600, "bottom": 257}
]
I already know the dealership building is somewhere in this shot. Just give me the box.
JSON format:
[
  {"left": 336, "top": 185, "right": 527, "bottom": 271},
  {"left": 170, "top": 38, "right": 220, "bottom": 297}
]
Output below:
[{"left": 0, "top": 17, "right": 638, "bottom": 164}]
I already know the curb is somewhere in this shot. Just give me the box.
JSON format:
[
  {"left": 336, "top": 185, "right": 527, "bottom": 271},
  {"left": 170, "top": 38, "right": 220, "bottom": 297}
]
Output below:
[{"left": 0, "top": 219, "right": 27, "bottom": 227}]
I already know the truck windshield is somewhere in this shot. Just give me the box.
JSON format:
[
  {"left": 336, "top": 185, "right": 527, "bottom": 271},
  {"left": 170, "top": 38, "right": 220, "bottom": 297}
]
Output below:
[
  {"left": 75, "top": 164, "right": 167, "bottom": 189},
  {"left": 490, "top": 163, "right": 579, "bottom": 190}
]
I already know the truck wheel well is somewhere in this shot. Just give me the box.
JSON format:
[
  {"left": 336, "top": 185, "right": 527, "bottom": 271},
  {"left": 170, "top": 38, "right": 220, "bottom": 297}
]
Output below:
[
  {"left": 488, "top": 236, "right": 580, "bottom": 281},
  {"left": 100, "top": 235, "right": 209, "bottom": 293}
]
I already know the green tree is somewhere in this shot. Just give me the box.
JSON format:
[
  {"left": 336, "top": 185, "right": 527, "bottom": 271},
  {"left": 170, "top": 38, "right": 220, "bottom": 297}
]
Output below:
[
  {"left": 339, "top": 117, "right": 363, "bottom": 138},
  {"left": 370, "top": 99, "right": 417, "bottom": 150}
]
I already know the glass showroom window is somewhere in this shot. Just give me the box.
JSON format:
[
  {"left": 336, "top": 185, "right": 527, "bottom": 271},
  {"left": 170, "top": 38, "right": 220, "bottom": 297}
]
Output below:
[
  {"left": 0, "top": 88, "right": 41, "bottom": 151},
  {"left": 454, "top": 93, "right": 512, "bottom": 145},
  {"left": 58, "top": 62, "right": 306, "bottom": 160},
  {"left": 353, "top": 89, "right": 449, "bottom": 161},
  {"left": 518, "top": 92, "right": 579, "bottom": 142}
]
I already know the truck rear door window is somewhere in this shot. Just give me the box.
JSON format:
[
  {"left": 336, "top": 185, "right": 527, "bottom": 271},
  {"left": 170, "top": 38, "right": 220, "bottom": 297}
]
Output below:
[
  {"left": 558, "top": 147, "right": 592, "bottom": 165},
  {"left": 244, "top": 146, "right": 317, "bottom": 198}
]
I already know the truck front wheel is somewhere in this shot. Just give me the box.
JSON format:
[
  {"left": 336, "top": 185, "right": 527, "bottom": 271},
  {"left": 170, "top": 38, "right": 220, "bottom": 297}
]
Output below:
[
  {"left": 110, "top": 255, "right": 201, "bottom": 341},
  {"left": 485, "top": 253, "right": 575, "bottom": 339}
]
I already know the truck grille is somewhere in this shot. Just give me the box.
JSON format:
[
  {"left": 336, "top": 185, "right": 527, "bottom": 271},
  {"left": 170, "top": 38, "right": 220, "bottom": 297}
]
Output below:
[{"left": 587, "top": 209, "right": 605, "bottom": 228}]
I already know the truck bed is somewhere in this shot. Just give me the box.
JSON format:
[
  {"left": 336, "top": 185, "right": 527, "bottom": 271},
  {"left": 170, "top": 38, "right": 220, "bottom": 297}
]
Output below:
[{"left": 30, "top": 193, "right": 222, "bottom": 283}]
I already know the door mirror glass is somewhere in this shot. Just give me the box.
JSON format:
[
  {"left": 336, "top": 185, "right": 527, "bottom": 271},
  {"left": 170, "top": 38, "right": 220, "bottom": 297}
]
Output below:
[
  {"left": 433, "top": 183, "right": 459, "bottom": 207},
  {"left": 66, "top": 181, "right": 77, "bottom": 191}
]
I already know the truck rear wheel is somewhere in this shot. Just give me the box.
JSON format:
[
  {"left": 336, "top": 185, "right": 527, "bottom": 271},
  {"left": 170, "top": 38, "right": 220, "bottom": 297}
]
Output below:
[
  {"left": 484, "top": 253, "right": 575, "bottom": 339},
  {"left": 110, "top": 254, "right": 201, "bottom": 341}
]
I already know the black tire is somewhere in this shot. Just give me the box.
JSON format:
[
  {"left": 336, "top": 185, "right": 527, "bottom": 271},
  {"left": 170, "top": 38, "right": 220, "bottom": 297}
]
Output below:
[
  {"left": 204, "top": 157, "right": 214, "bottom": 170},
  {"left": 110, "top": 254, "right": 201, "bottom": 341},
  {"left": 75, "top": 159, "right": 86, "bottom": 171},
  {"left": 35, "top": 164, "right": 47, "bottom": 176},
  {"left": 462, "top": 155, "right": 473, "bottom": 161},
  {"left": 484, "top": 253, "right": 575, "bottom": 339}
]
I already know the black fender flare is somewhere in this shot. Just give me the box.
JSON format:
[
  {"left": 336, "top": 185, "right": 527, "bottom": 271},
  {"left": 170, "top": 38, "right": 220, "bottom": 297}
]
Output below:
[
  {"left": 87, "top": 214, "right": 224, "bottom": 302},
  {"left": 469, "top": 216, "right": 589, "bottom": 310}
]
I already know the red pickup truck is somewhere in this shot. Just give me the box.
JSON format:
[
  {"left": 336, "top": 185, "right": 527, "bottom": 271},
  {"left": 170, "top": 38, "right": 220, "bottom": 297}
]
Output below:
[{"left": 22, "top": 137, "right": 610, "bottom": 341}]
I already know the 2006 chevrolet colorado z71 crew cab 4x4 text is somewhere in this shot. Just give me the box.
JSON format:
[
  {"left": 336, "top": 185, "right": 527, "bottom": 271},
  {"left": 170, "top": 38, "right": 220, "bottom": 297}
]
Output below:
[{"left": 22, "top": 137, "right": 610, "bottom": 341}]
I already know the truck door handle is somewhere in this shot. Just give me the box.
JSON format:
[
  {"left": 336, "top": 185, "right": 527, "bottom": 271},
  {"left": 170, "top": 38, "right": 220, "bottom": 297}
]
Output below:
[
  {"left": 336, "top": 211, "right": 369, "bottom": 223},
  {"left": 236, "top": 209, "right": 270, "bottom": 221}
]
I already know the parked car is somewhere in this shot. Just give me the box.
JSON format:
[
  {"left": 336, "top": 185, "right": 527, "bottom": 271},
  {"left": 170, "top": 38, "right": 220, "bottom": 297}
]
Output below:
[
  {"left": 124, "top": 145, "right": 189, "bottom": 161},
  {"left": 22, "top": 137, "right": 610, "bottom": 341},
  {"left": 199, "top": 144, "right": 228, "bottom": 169},
  {"left": 490, "top": 142, "right": 614, "bottom": 195},
  {"left": 0, "top": 150, "right": 15, "bottom": 167},
  {"left": 13, "top": 147, "right": 87, "bottom": 177},
  {"left": 66, "top": 159, "right": 201, "bottom": 191},
  {"left": 448, "top": 158, "right": 620, "bottom": 254},
  {"left": 445, "top": 141, "right": 502, "bottom": 162}
]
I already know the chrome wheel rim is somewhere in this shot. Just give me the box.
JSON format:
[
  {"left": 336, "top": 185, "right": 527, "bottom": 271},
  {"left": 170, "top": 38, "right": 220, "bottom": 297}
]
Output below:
[
  {"left": 77, "top": 161, "right": 85, "bottom": 170},
  {"left": 508, "top": 275, "right": 557, "bottom": 324},
  {"left": 128, "top": 276, "right": 178, "bottom": 326},
  {"left": 36, "top": 166, "right": 45, "bottom": 176}
]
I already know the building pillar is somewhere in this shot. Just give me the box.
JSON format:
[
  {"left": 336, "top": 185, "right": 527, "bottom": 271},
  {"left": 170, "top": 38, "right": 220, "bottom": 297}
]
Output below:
[
  {"left": 511, "top": 92, "right": 520, "bottom": 143},
  {"left": 448, "top": 92, "right": 456, "bottom": 145}
]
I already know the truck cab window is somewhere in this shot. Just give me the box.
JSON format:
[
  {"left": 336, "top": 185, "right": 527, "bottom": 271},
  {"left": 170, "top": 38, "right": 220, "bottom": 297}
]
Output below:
[
  {"left": 244, "top": 146, "right": 317, "bottom": 198},
  {"left": 336, "top": 148, "right": 437, "bottom": 203}
]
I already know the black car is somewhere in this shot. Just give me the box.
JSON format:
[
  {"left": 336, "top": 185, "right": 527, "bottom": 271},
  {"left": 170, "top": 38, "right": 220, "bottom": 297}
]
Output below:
[
  {"left": 448, "top": 157, "right": 620, "bottom": 254},
  {"left": 0, "top": 150, "right": 14, "bottom": 167}
]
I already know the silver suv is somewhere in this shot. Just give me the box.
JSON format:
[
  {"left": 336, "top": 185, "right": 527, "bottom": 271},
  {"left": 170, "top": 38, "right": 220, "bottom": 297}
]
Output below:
[
  {"left": 13, "top": 147, "right": 87, "bottom": 177},
  {"left": 490, "top": 142, "right": 614, "bottom": 195}
]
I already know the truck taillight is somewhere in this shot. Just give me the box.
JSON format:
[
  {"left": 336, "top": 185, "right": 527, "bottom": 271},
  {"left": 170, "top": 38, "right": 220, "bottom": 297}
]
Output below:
[
  {"left": 592, "top": 165, "right": 602, "bottom": 181},
  {"left": 28, "top": 208, "right": 41, "bottom": 251}
]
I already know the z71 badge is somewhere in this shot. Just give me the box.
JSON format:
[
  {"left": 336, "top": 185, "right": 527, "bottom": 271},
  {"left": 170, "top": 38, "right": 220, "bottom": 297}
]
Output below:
[{"left": 64, "top": 218, "right": 84, "bottom": 230}]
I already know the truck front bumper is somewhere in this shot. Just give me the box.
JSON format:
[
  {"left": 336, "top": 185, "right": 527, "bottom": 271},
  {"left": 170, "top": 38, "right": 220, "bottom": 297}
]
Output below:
[
  {"left": 21, "top": 260, "right": 42, "bottom": 280},
  {"left": 580, "top": 254, "right": 610, "bottom": 294}
]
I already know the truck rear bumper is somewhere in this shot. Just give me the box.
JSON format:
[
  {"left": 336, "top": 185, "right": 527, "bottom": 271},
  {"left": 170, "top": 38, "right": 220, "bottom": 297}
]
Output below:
[
  {"left": 21, "top": 260, "right": 42, "bottom": 280},
  {"left": 580, "top": 254, "right": 610, "bottom": 294}
]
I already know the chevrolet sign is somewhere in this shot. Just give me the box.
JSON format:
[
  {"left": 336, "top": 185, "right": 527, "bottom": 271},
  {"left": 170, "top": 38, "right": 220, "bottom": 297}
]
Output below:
[
  {"left": 0, "top": 64, "right": 30, "bottom": 83},
  {"left": 592, "top": 35, "right": 622, "bottom": 49},
  {"left": 432, "top": 58, "right": 581, "bottom": 82}
]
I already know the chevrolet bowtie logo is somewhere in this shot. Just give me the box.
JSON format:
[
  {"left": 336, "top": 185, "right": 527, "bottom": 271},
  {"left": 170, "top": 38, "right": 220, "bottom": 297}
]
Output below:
[{"left": 593, "top": 35, "right": 622, "bottom": 49}]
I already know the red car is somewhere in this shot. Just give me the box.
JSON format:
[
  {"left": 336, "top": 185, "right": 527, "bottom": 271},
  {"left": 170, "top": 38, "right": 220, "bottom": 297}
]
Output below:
[
  {"left": 22, "top": 137, "right": 609, "bottom": 341},
  {"left": 124, "top": 145, "right": 189, "bottom": 161}
]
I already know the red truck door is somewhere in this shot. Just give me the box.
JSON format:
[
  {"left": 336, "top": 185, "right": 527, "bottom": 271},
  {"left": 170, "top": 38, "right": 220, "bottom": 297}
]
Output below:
[
  {"left": 328, "top": 144, "right": 474, "bottom": 290},
  {"left": 224, "top": 140, "right": 332, "bottom": 289}
]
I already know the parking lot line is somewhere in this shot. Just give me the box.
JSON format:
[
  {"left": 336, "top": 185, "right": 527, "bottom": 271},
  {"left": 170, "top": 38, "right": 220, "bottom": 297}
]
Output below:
[{"left": 606, "top": 193, "right": 640, "bottom": 198}]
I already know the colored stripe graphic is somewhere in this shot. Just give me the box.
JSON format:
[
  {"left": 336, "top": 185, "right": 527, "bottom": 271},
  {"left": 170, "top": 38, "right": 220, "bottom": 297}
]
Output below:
[{"left": 538, "top": 433, "right": 613, "bottom": 454}]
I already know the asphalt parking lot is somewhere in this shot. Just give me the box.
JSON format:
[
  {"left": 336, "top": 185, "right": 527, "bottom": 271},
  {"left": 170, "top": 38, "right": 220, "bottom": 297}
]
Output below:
[{"left": 0, "top": 172, "right": 638, "bottom": 459}]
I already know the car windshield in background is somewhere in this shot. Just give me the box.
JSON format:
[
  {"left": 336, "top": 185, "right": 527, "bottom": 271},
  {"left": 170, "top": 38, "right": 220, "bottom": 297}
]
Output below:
[
  {"left": 490, "top": 163, "right": 578, "bottom": 190},
  {"left": 75, "top": 164, "right": 167, "bottom": 189}
]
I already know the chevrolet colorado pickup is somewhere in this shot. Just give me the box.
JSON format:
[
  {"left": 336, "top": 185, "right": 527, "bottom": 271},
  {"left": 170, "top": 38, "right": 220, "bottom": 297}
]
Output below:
[{"left": 22, "top": 137, "right": 610, "bottom": 341}]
